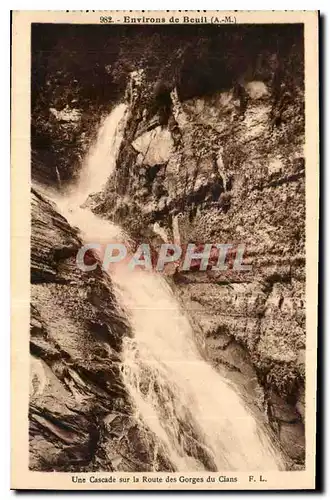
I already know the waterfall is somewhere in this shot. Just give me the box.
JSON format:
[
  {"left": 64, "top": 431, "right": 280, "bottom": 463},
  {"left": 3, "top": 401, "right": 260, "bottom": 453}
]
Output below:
[
  {"left": 56, "top": 102, "right": 284, "bottom": 472},
  {"left": 55, "top": 166, "right": 62, "bottom": 189}
]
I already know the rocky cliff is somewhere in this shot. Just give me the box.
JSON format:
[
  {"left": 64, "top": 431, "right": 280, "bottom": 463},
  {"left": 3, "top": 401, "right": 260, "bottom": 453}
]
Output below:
[
  {"left": 30, "top": 189, "right": 174, "bottom": 472},
  {"left": 31, "top": 23, "right": 305, "bottom": 469},
  {"left": 90, "top": 52, "right": 305, "bottom": 466}
]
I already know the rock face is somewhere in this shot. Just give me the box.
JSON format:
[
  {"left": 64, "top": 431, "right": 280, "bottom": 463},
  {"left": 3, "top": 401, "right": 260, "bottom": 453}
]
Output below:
[
  {"left": 93, "top": 63, "right": 305, "bottom": 465},
  {"left": 30, "top": 189, "right": 174, "bottom": 472}
]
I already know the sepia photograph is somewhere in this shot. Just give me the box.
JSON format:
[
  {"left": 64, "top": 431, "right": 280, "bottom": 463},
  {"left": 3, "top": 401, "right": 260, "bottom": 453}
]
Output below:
[{"left": 11, "top": 11, "right": 319, "bottom": 490}]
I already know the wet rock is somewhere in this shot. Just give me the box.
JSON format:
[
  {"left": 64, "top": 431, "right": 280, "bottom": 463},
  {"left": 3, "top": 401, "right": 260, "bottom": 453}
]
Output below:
[
  {"left": 296, "top": 385, "right": 305, "bottom": 423},
  {"left": 245, "top": 81, "right": 269, "bottom": 100},
  {"left": 98, "top": 63, "right": 305, "bottom": 468},
  {"left": 269, "top": 390, "right": 301, "bottom": 423}
]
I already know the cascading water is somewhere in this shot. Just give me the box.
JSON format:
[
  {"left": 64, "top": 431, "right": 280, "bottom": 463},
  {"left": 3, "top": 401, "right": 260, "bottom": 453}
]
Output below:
[{"left": 56, "top": 102, "right": 284, "bottom": 472}]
